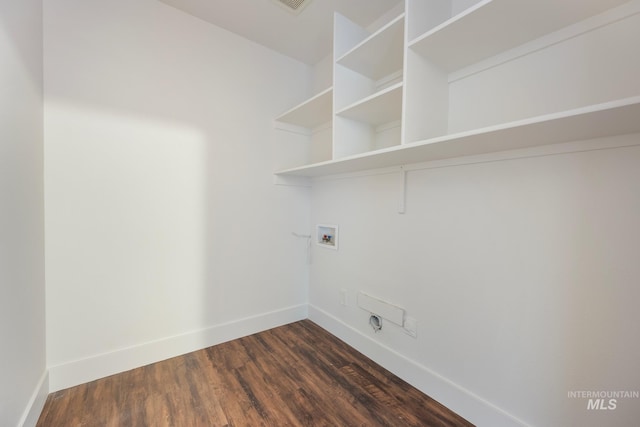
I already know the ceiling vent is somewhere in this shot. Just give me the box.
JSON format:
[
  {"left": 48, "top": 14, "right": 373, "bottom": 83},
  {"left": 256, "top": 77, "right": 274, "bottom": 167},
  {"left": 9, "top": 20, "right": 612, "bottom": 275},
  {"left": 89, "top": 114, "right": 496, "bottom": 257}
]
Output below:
[{"left": 271, "top": 0, "right": 312, "bottom": 15}]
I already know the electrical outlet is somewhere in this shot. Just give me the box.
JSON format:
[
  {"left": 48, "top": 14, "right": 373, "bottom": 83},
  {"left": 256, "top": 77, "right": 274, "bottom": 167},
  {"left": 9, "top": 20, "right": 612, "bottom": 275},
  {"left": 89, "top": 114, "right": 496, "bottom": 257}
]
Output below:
[
  {"left": 340, "top": 289, "right": 348, "bottom": 306},
  {"left": 403, "top": 316, "right": 417, "bottom": 338}
]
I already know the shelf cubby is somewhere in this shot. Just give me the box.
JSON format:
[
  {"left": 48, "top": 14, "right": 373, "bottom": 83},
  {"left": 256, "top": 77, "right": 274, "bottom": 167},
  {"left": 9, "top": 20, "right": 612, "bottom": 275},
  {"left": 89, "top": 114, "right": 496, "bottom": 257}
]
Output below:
[
  {"left": 333, "top": 12, "right": 404, "bottom": 110},
  {"left": 407, "top": 0, "right": 631, "bottom": 74},
  {"left": 333, "top": 11, "right": 405, "bottom": 160},
  {"left": 336, "top": 13, "right": 405, "bottom": 82},
  {"left": 274, "top": 87, "right": 333, "bottom": 167},
  {"left": 403, "top": 0, "right": 640, "bottom": 144}
]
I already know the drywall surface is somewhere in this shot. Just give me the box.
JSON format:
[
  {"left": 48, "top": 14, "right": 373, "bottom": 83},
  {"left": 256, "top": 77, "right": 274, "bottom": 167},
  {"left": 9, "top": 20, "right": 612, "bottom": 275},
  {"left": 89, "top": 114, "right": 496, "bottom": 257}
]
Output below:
[
  {"left": 44, "top": 0, "right": 311, "bottom": 390},
  {"left": 309, "top": 137, "right": 640, "bottom": 426},
  {"left": 0, "top": 0, "right": 48, "bottom": 425}
]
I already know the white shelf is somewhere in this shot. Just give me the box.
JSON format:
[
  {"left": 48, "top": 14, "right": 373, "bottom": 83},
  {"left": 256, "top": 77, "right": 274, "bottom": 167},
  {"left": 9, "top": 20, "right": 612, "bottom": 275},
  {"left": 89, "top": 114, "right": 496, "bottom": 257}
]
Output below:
[
  {"left": 276, "top": 97, "right": 640, "bottom": 177},
  {"left": 336, "top": 13, "right": 405, "bottom": 81},
  {"left": 336, "top": 82, "right": 403, "bottom": 126},
  {"left": 275, "top": 87, "right": 333, "bottom": 129},
  {"left": 408, "top": 0, "right": 631, "bottom": 73}
]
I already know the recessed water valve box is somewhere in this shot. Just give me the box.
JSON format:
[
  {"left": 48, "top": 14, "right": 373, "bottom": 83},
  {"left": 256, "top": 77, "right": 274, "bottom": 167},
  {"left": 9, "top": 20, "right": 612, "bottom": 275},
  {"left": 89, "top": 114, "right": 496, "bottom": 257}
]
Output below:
[{"left": 316, "top": 224, "right": 338, "bottom": 250}]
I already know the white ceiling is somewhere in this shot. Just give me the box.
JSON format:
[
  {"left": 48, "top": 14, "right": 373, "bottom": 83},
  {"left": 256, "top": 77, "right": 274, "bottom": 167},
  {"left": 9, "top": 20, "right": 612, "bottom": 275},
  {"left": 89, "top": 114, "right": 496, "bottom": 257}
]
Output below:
[{"left": 158, "top": 0, "right": 403, "bottom": 65}]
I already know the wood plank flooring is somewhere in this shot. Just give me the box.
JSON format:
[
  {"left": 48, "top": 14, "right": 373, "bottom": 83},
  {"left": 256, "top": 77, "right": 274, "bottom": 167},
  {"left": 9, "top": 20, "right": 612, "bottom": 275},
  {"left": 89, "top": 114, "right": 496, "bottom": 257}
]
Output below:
[{"left": 37, "top": 320, "right": 473, "bottom": 426}]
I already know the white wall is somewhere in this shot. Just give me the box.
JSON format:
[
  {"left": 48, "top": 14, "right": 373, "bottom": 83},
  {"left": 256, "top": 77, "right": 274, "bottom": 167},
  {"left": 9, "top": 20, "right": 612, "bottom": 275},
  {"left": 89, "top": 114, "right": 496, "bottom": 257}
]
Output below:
[
  {"left": 44, "top": 0, "right": 311, "bottom": 390},
  {"left": 309, "top": 136, "right": 640, "bottom": 426},
  {"left": 34, "top": 0, "right": 640, "bottom": 425},
  {"left": 0, "top": 0, "right": 48, "bottom": 426},
  {"left": 309, "top": 6, "right": 640, "bottom": 426}
]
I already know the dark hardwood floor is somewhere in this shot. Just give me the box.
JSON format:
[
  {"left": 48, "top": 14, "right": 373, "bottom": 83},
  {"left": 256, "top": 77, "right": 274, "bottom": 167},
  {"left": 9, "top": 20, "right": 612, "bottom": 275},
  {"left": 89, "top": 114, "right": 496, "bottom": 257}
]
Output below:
[{"left": 37, "top": 320, "right": 473, "bottom": 426}]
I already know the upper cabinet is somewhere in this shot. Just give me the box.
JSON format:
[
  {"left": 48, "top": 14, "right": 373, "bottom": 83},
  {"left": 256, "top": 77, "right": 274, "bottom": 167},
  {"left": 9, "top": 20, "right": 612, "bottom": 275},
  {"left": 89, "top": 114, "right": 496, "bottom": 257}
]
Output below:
[{"left": 274, "top": 0, "right": 640, "bottom": 176}]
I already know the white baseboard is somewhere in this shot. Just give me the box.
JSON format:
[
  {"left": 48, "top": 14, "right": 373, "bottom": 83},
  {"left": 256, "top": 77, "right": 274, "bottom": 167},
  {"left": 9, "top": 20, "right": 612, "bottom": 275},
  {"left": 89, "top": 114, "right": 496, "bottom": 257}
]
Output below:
[
  {"left": 49, "top": 304, "right": 308, "bottom": 392},
  {"left": 308, "top": 304, "right": 529, "bottom": 427},
  {"left": 19, "top": 370, "right": 49, "bottom": 427},
  {"left": 47, "top": 303, "right": 526, "bottom": 426}
]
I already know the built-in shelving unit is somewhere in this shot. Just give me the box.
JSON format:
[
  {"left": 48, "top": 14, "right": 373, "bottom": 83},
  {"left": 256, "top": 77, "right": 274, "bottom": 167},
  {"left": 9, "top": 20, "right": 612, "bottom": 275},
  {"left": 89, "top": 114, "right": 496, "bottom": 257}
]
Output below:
[{"left": 273, "top": 0, "right": 640, "bottom": 177}]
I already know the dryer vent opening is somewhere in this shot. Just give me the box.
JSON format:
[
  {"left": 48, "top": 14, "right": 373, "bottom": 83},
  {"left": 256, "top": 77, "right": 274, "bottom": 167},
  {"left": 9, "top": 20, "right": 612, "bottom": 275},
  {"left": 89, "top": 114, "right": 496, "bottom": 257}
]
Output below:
[{"left": 369, "top": 314, "right": 382, "bottom": 333}]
